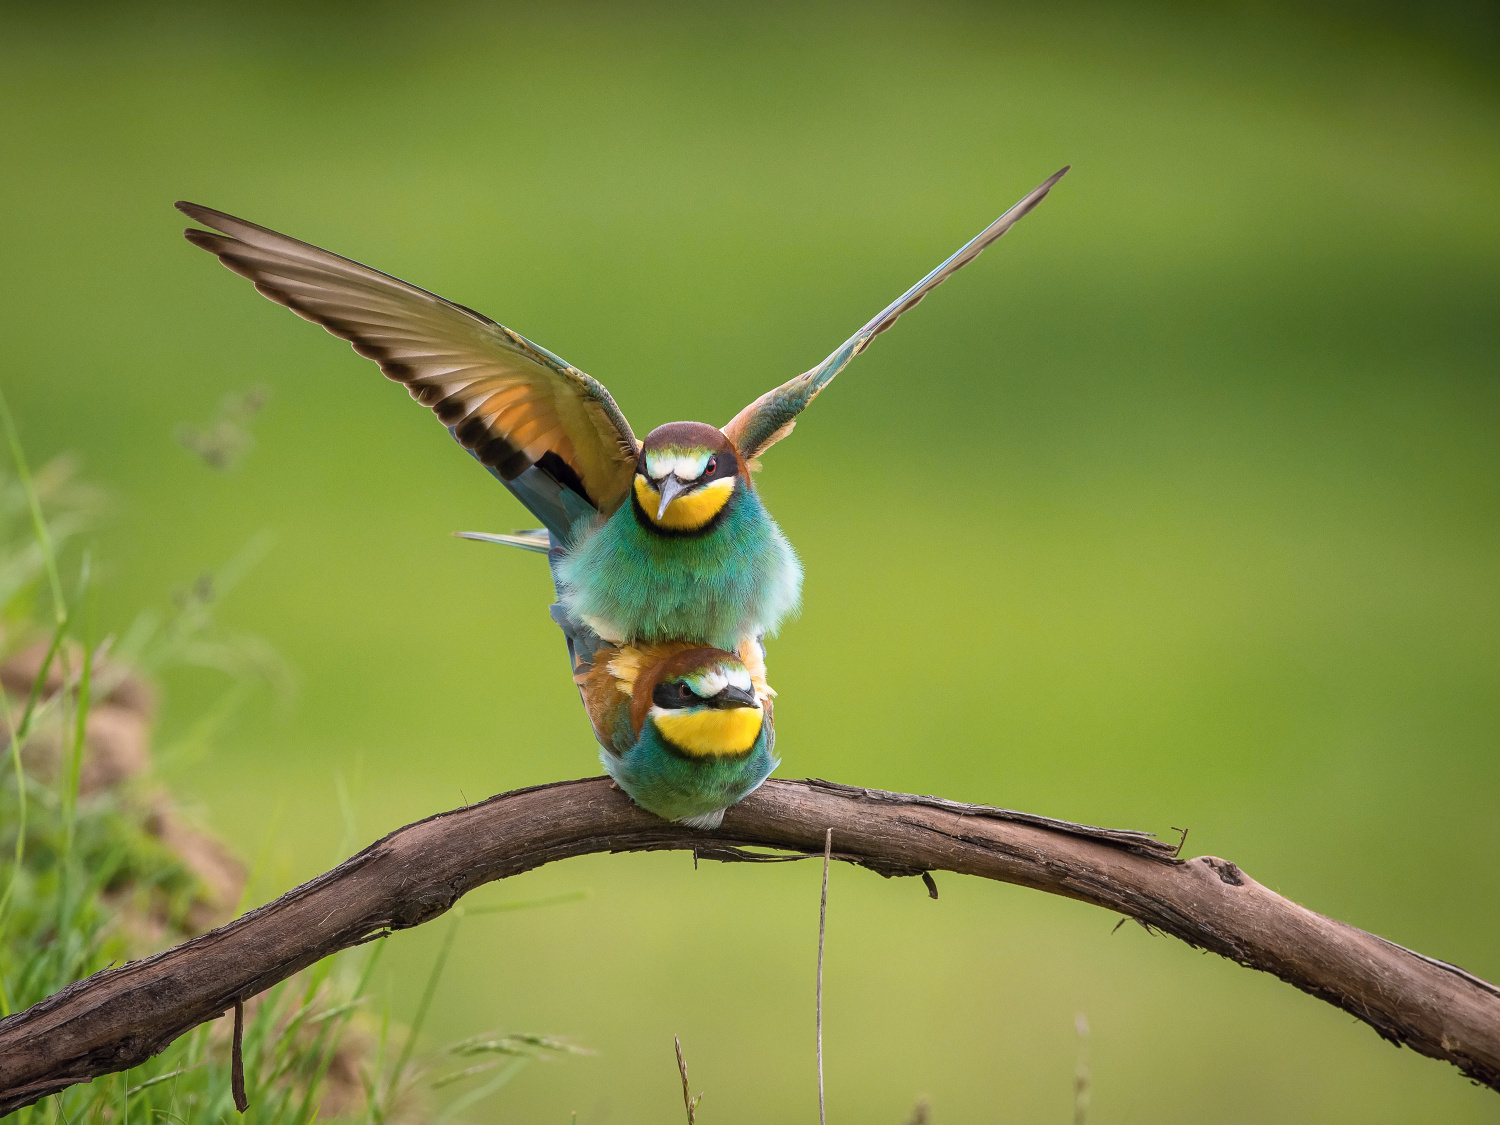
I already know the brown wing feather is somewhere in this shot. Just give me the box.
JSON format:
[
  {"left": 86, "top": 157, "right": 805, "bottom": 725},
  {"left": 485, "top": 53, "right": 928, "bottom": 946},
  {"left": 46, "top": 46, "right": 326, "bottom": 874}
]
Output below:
[{"left": 177, "top": 202, "right": 639, "bottom": 513}]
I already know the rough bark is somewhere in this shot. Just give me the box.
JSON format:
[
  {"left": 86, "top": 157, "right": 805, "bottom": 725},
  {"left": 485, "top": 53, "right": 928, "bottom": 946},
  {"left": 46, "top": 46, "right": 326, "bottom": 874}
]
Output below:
[{"left": 1, "top": 776, "right": 1496, "bottom": 1114}]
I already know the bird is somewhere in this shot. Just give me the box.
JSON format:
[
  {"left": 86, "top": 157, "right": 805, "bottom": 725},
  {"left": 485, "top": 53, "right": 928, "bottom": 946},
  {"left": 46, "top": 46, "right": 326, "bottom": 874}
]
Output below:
[
  {"left": 175, "top": 166, "right": 1067, "bottom": 656},
  {"left": 577, "top": 639, "right": 776, "bottom": 828}
]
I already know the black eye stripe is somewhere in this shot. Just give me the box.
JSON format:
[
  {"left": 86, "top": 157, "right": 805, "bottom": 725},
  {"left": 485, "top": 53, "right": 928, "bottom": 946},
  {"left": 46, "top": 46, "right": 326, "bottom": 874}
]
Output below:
[{"left": 653, "top": 680, "right": 701, "bottom": 709}]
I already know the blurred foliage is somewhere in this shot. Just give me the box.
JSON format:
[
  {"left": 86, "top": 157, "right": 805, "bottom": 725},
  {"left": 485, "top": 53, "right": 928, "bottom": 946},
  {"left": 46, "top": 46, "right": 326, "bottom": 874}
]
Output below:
[
  {"left": 1, "top": 1, "right": 1497, "bottom": 1121},
  {"left": 0, "top": 429, "right": 585, "bottom": 1123},
  {"left": 177, "top": 386, "right": 271, "bottom": 473},
  {"left": 0, "top": 424, "right": 383, "bottom": 1125}
]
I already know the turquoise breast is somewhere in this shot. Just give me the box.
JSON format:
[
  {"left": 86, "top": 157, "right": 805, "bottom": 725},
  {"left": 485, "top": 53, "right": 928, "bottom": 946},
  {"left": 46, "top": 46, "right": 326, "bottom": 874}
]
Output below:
[
  {"left": 556, "top": 484, "right": 801, "bottom": 651},
  {"left": 600, "top": 720, "right": 777, "bottom": 828}
]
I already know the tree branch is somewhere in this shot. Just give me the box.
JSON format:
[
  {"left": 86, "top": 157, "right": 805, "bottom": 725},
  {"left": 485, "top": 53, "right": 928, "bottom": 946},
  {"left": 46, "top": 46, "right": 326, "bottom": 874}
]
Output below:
[{"left": 1, "top": 776, "right": 1496, "bottom": 1112}]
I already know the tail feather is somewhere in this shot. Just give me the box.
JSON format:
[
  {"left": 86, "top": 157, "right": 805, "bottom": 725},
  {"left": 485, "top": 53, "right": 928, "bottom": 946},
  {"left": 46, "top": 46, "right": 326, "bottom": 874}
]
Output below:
[
  {"left": 454, "top": 529, "right": 551, "bottom": 553},
  {"left": 448, "top": 441, "right": 610, "bottom": 680}
]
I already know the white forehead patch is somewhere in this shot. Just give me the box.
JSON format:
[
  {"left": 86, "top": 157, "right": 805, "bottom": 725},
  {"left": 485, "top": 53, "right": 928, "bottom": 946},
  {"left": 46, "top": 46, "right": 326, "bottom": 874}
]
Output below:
[
  {"left": 682, "top": 662, "right": 753, "bottom": 699},
  {"left": 645, "top": 448, "right": 712, "bottom": 481},
  {"left": 691, "top": 666, "right": 729, "bottom": 698}
]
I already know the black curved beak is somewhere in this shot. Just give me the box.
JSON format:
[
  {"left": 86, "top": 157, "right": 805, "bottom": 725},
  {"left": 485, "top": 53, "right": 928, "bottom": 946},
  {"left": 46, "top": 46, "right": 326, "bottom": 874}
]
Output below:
[
  {"left": 707, "top": 684, "right": 759, "bottom": 709},
  {"left": 655, "top": 475, "right": 693, "bottom": 520}
]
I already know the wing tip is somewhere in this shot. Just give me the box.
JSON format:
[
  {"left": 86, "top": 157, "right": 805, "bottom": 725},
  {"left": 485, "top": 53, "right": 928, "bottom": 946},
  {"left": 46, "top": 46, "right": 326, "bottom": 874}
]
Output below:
[
  {"left": 182, "top": 226, "right": 220, "bottom": 248},
  {"left": 1032, "top": 165, "right": 1071, "bottom": 197},
  {"left": 175, "top": 200, "right": 217, "bottom": 223},
  {"left": 177, "top": 201, "right": 238, "bottom": 246}
]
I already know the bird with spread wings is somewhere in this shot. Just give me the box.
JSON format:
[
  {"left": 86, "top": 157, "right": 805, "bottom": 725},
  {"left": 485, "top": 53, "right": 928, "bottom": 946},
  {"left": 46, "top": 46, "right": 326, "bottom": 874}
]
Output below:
[{"left": 177, "top": 166, "right": 1067, "bottom": 661}]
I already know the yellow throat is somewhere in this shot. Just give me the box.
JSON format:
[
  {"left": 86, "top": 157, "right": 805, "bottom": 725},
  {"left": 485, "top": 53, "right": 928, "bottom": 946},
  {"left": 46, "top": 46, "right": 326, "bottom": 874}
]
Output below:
[
  {"left": 634, "top": 475, "right": 735, "bottom": 531},
  {"left": 652, "top": 705, "right": 764, "bottom": 757}
]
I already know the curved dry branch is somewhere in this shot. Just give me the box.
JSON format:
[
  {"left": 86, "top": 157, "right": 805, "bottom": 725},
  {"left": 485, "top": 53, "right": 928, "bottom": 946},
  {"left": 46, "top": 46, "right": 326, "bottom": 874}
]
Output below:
[{"left": 1, "top": 776, "right": 1496, "bottom": 1113}]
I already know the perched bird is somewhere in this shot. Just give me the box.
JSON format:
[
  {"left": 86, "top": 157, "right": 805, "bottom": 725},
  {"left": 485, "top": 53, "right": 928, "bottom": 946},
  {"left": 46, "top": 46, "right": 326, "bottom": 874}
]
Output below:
[
  {"left": 578, "top": 640, "right": 775, "bottom": 828},
  {"left": 176, "top": 166, "right": 1067, "bottom": 654}
]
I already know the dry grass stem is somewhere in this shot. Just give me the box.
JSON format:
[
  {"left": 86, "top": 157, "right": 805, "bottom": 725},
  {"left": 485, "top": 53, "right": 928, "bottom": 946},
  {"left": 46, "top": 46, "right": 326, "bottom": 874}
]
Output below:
[
  {"left": 1074, "top": 1013, "right": 1090, "bottom": 1125},
  {"left": 674, "top": 1035, "right": 702, "bottom": 1125},
  {"left": 817, "top": 826, "right": 832, "bottom": 1125}
]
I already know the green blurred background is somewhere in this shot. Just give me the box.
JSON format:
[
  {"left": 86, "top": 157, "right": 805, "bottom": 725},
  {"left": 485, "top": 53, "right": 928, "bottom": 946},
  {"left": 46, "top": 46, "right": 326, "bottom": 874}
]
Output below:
[{"left": 4, "top": 1, "right": 1499, "bottom": 1120}]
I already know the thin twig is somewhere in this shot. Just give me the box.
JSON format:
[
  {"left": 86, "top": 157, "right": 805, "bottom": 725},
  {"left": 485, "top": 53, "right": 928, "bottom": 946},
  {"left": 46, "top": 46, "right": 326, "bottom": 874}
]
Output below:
[
  {"left": 817, "top": 827, "right": 832, "bottom": 1125},
  {"left": 1170, "top": 827, "right": 1189, "bottom": 859},
  {"left": 230, "top": 999, "right": 247, "bottom": 1113}
]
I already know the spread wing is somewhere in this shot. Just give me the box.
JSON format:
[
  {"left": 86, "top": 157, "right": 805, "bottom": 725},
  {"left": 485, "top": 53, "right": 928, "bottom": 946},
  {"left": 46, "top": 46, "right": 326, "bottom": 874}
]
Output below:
[
  {"left": 723, "top": 167, "right": 1069, "bottom": 463},
  {"left": 177, "top": 203, "right": 640, "bottom": 516}
]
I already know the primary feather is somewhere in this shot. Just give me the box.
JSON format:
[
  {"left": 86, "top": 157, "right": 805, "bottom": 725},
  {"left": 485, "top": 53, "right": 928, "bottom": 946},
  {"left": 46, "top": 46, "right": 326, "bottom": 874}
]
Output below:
[{"left": 176, "top": 202, "right": 640, "bottom": 517}]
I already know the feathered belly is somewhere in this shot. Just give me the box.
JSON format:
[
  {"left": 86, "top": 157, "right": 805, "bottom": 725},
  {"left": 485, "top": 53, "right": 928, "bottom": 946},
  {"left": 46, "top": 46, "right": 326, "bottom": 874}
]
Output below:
[
  {"left": 601, "top": 722, "right": 779, "bottom": 826},
  {"left": 557, "top": 496, "right": 802, "bottom": 651}
]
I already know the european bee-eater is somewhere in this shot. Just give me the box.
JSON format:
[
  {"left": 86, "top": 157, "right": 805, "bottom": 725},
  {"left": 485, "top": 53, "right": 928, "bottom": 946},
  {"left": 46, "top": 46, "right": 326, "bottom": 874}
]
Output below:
[
  {"left": 176, "top": 167, "right": 1067, "bottom": 653},
  {"left": 578, "top": 640, "right": 775, "bottom": 828}
]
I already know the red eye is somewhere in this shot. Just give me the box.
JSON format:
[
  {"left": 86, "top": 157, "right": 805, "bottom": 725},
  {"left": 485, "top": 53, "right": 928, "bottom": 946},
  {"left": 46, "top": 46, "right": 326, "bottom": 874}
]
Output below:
[
  {"left": 707, "top": 458, "right": 718, "bottom": 475},
  {"left": 679, "top": 683, "right": 694, "bottom": 699}
]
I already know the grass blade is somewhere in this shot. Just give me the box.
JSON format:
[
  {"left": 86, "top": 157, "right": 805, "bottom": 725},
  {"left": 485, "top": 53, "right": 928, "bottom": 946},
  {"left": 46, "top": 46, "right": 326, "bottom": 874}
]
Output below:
[
  {"left": 385, "top": 909, "right": 463, "bottom": 1113},
  {"left": 0, "top": 386, "right": 64, "bottom": 621},
  {"left": 431, "top": 1058, "right": 528, "bottom": 1124}
]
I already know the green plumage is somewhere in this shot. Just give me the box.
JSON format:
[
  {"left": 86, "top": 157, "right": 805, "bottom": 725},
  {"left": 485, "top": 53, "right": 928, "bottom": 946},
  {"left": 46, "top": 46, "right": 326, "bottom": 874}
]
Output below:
[
  {"left": 600, "top": 719, "right": 777, "bottom": 830},
  {"left": 557, "top": 482, "right": 801, "bottom": 651}
]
